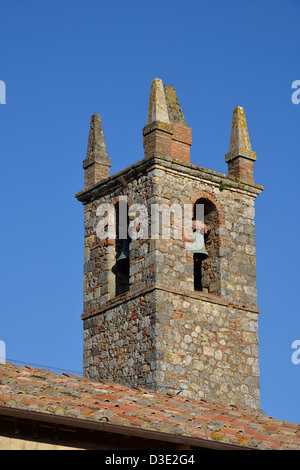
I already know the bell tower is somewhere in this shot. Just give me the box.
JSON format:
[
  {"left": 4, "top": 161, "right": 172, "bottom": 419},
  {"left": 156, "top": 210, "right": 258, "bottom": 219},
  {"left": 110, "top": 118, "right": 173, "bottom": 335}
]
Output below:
[{"left": 76, "top": 79, "right": 263, "bottom": 410}]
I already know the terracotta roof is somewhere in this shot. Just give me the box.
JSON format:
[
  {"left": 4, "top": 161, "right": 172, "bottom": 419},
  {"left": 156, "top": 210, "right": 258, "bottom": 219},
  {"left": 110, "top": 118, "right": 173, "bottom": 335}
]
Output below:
[{"left": 0, "top": 362, "right": 299, "bottom": 450}]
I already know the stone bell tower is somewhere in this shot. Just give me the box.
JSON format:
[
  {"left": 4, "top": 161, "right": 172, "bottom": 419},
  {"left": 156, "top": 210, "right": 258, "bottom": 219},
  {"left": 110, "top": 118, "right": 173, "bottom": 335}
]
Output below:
[{"left": 76, "top": 78, "right": 263, "bottom": 410}]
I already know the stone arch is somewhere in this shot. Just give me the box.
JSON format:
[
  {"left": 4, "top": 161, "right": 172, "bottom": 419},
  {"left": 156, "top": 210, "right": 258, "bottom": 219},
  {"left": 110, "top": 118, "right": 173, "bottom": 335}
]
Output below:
[
  {"left": 191, "top": 191, "right": 225, "bottom": 227},
  {"left": 113, "top": 197, "right": 130, "bottom": 296},
  {"left": 192, "top": 196, "right": 221, "bottom": 295}
]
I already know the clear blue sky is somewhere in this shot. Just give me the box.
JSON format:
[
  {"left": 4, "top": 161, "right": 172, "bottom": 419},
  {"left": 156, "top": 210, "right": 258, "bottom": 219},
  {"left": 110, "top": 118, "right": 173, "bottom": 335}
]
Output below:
[{"left": 1, "top": 0, "right": 300, "bottom": 425}]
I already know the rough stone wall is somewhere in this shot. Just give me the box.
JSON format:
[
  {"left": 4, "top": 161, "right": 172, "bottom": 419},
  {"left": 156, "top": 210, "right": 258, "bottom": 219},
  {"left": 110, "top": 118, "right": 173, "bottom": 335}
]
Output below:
[
  {"left": 79, "top": 155, "right": 262, "bottom": 409},
  {"left": 83, "top": 291, "right": 158, "bottom": 387},
  {"left": 154, "top": 289, "right": 260, "bottom": 409},
  {"left": 82, "top": 168, "right": 154, "bottom": 316},
  {"left": 149, "top": 164, "right": 258, "bottom": 308},
  {"left": 82, "top": 286, "right": 260, "bottom": 409}
]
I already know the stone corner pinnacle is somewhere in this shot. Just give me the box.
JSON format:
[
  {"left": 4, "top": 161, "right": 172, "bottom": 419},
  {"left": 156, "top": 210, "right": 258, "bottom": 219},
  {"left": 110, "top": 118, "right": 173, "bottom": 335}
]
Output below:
[
  {"left": 225, "top": 106, "right": 256, "bottom": 163},
  {"left": 83, "top": 113, "right": 111, "bottom": 169}
]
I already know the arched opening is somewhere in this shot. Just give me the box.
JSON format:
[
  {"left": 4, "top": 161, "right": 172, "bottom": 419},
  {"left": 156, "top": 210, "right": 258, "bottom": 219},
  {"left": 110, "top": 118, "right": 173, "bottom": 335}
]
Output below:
[
  {"left": 193, "top": 198, "right": 220, "bottom": 294},
  {"left": 113, "top": 200, "right": 130, "bottom": 296}
]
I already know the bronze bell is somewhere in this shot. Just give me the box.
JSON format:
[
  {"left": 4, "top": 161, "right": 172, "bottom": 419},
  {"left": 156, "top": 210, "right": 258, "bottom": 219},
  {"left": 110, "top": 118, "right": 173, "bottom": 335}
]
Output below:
[
  {"left": 193, "top": 231, "right": 208, "bottom": 259},
  {"left": 116, "top": 237, "right": 130, "bottom": 264}
]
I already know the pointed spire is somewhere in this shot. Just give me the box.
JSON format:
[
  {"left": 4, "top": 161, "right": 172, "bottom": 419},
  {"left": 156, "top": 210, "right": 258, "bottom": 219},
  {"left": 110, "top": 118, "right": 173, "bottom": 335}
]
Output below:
[
  {"left": 147, "top": 78, "right": 170, "bottom": 124},
  {"left": 83, "top": 114, "right": 111, "bottom": 188},
  {"left": 163, "top": 85, "right": 187, "bottom": 126},
  {"left": 143, "top": 78, "right": 192, "bottom": 163},
  {"left": 225, "top": 106, "right": 256, "bottom": 184},
  {"left": 225, "top": 106, "right": 256, "bottom": 162},
  {"left": 86, "top": 113, "right": 109, "bottom": 164}
]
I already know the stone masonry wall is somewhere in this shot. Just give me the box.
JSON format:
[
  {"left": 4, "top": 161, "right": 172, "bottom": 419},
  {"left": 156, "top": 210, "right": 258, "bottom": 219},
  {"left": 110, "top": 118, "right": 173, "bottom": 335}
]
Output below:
[
  {"left": 83, "top": 286, "right": 260, "bottom": 409},
  {"left": 82, "top": 167, "right": 154, "bottom": 316},
  {"left": 83, "top": 291, "right": 157, "bottom": 387},
  {"left": 78, "top": 155, "right": 262, "bottom": 410},
  {"left": 154, "top": 289, "right": 260, "bottom": 409},
  {"left": 149, "top": 163, "right": 258, "bottom": 308}
]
